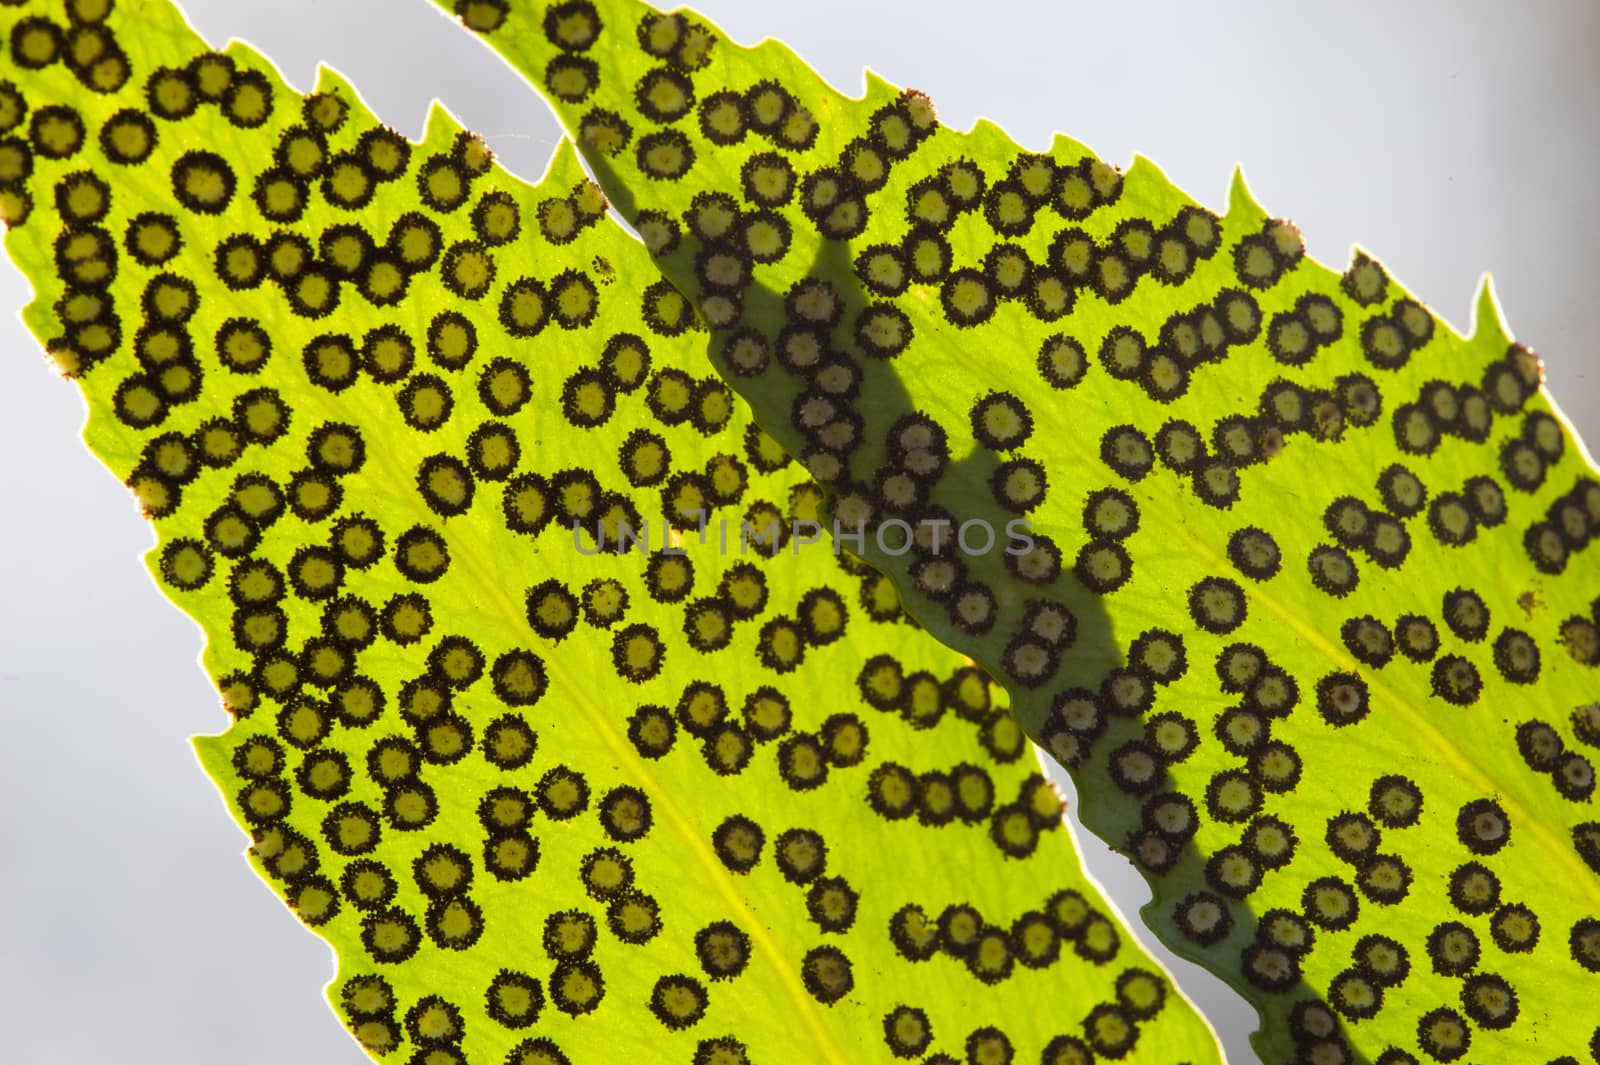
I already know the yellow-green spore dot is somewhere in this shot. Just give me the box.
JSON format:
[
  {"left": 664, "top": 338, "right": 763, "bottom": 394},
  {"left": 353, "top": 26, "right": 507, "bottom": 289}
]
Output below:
[
  {"left": 399, "top": 376, "right": 453, "bottom": 431},
  {"left": 324, "top": 156, "right": 373, "bottom": 207},
  {"left": 612, "top": 624, "right": 664, "bottom": 681},
  {"left": 422, "top": 158, "right": 467, "bottom": 209}
]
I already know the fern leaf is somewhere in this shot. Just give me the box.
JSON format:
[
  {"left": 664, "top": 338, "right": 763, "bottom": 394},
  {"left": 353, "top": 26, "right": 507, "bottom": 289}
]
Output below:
[
  {"left": 0, "top": 2, "right": 1223, "bottom": 1063},
  {"left": 440, "top": 1, "right": 1600, "bottom": 1060}
]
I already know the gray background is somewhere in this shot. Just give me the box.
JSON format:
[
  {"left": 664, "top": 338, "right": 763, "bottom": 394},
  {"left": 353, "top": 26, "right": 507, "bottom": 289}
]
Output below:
[{"left": 1, "top": 1, "right": 1595, "bottom": 1062}]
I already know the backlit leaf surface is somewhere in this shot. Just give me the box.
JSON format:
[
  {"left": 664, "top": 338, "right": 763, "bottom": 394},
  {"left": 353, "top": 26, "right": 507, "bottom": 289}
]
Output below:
[
  {"left": 442, "top": 2, "right": 1600, "bottom": 1060},
  {"left": 0, "top": 2, "right": 1221, "bottom": 1063}
]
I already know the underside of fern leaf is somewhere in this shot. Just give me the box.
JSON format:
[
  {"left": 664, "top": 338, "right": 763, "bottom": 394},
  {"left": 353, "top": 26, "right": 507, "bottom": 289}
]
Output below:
[
  {"left": 0, "top": 2, "right": 1223, "bottom": 1063},
  {"left": 437, "top": 2, "right": 1600, "bottom": 1062}
]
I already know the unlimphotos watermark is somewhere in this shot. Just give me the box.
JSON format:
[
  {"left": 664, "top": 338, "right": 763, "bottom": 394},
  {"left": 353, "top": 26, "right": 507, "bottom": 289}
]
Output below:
[{"left": 572, "top": 514, "right": 1034, "bottom": 557}]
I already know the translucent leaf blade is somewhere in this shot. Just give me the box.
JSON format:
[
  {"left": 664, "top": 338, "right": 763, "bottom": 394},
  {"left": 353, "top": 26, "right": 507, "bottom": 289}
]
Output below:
[
  {"left": 439, "top": 1, "right": 1600, "bottom": 1060},
  {"left": 0, "top": 3, "right": 1223, "bottom": 1063}
]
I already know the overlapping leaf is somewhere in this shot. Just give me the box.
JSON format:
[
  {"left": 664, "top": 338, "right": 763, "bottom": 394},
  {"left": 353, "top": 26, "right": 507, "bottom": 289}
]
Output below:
[
  {"left": 441, "top": 1, "right": 1600, "bottom": 1060},
  {"left": 0, "top": 1, "right": 1226, "bottom": 1062}
]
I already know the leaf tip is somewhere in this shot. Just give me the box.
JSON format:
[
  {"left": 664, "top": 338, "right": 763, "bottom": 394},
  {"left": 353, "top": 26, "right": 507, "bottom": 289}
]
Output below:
[
  {"left": 1468, "top": 272, "right": 1513, "bottom": 347},
  {"left": 1226, "top": 164, "right": 1265, "bottom": 221},
  {"left": 422, "top": 97, "right": 468, "bottom": 143},
  {"left": 861, "top": 67, "right": 899, "bottom": 100}
]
